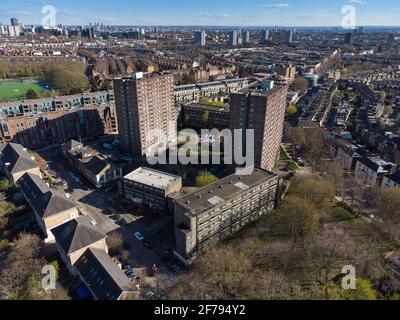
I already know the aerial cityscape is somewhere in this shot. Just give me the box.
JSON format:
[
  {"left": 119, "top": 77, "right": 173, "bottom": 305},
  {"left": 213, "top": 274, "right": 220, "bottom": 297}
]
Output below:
[{"left": 1, "top": 0, "right": 400, "bottom": 304}]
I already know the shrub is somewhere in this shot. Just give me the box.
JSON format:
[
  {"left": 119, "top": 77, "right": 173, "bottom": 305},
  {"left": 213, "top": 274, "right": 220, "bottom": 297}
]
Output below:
[
  {"left": 0, "top": 239, "right": 10, "bottom": 253},
  {"left": 196, "top": 172, "right": 218, "bottom": 188}
]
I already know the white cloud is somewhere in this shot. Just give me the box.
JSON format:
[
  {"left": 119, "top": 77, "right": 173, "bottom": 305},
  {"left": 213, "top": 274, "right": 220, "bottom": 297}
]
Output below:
[
  {"left": 349, "top": 0, "right": 367, "bottom": 4},
  {"left": 261, "top": 3, "right": 290, "bottom": 8}
]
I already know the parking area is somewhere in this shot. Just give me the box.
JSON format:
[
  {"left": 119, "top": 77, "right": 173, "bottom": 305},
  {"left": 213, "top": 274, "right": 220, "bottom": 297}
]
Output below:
[{"left": 38, "top": 147, "right": 183, "bottom": 288}]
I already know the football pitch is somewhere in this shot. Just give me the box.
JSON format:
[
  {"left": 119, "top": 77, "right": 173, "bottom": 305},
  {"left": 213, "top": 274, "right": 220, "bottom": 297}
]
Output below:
[{"left": 0, "top": 81, "right": 45, "bottom": 102}]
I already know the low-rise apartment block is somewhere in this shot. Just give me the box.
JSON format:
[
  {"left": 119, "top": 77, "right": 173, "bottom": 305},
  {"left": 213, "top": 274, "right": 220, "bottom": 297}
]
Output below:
[
  {"left": 381, "top": 171, "right": 400, "bottom": 190},
  {"left": 181, "top": 103, "right": 230, "bottom": 130},
  {"left": 123, "top": 167, "right": 182, "bottom": 213},
  {"left": 174, "top": 168, "right": 279, "bottom": 265},
  {"left": 62, "top": 140, "right": 122, "bottom": 188},
  {"left": 174, "top": 78, "right": 249, "bottom": 104},
  {"left": 354, "top": 156, "right": 396, "bottom": 187}
]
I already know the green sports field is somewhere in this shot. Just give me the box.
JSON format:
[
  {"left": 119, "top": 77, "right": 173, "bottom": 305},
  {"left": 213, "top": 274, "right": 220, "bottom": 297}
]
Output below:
[{"left": 0, "top": 81, "right": 45, "bottom": 102}]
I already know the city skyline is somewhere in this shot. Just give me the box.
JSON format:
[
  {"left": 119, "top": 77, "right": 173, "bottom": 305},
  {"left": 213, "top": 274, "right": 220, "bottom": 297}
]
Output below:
[{"left": 0, "top": 0, "right": 400, "bottom": 27}]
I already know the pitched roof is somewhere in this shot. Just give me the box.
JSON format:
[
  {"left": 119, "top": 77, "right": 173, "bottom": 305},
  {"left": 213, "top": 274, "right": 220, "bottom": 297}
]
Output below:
[
  {"left": 82, "top": 156, "right": 110, "bottom": 175},
  {"left": 52, "top": 216, "right": 106, "bottom": 255},
  {"left": 64, "top": 139, "right": 83, "bottom": 151},
  {"left": 18, "top": 172, "right": 77, "bottom": 219},
  {"left": 357, "top": 157, "right": 395, "bottom": 173},
  {"left": 75, "top": 248, "right": 133, "bottom": 300},
  {"left": 0, "top": 143, "right": 39, "bottom": 174},
  {"left": 386, "top": 171, "right": 400, "bottom": 185}
]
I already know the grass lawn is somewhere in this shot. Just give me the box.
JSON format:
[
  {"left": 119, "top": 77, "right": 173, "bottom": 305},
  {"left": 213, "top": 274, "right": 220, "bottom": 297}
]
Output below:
[
  {"left": 331, "top": 205, "right": 356, "bottom": 221},
  {"left": 280, "top": 147, "right": 290, "bottom": 161},
  {"left": 0, "top": 81, "right": 45, "bottom": 102},
  {"left": 288, "top": 161, "right": 299, "bottom": 171}
]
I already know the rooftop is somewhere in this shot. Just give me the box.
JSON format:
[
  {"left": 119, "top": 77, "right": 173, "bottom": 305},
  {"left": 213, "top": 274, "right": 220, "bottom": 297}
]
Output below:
[
  {"left": 74, "top": 248, "right": 133, "bottom": 300},
  {"left": 52, "top": 216, "right": 106, "bottom": 255},
  {"left": 184, "top": 103, "right": 229, "bottom": 112},
  {"left": 176, "top": 167, "right": 277, "bottom": 216},
  {"left": 124, "top": 167, "right": 181, "bottom": 190}
]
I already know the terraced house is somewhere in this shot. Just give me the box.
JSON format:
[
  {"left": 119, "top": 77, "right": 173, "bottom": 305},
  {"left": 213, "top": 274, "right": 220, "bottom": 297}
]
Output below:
[{"left": 18, "top": 172, "right": 79, "bottom": 242}]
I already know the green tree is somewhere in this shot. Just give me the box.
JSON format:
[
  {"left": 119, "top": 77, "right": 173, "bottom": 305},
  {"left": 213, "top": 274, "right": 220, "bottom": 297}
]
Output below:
[
  {"left": 290, "top": 77, "right": 309, "bottom": 91},
  {"left": 333, "top": 278, "right": 377, "bottom": 300},
  {"left": 287, "top": 102, "right": 298, "bottom": 114},
  {"left": 0, "top": 179, "right": 11, "bottom": 192},
  {"left": 25, "top": 89, "right": 39, "bottom": 100}
]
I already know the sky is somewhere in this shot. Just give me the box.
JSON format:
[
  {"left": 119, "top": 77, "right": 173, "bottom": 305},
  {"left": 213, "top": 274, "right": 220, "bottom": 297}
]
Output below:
[{"left": 0, "top": 0, "right": 399, "bottom": 27}]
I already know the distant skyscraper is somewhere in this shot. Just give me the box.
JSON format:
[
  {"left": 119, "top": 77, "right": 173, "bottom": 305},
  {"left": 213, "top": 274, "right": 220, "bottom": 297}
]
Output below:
[
  {"left": 229, "top": 83, "right": 288, "bottom": 171},
  {"left": 113, "top": 72, "right": 176, "bottom": 158},
  {"left": 228, "top": 30, "right": 237, "bottom": 47},
  {"left": 344, "top": 32, "right": 352, "bottom": 44},
  {"left": 244, "top": 31, "right": 250, "bottom": 45},
  {"left": 0, "top": 24, "right": 5, "bottom": 36},
  {"left": 194, "top": 31, "right": 206, "bottom": 46},
  {"left": 10, "top": 18, "right": 19, "bottom": 26},
  {"left": 285, "top": 30, "right": 293, "bottom": 44},
  {"left": 260, "top": 30, "right": 269, "bottom": 43},
  {"left": 81, "top": 26, "right": 95, "bottom": 39},
  {"left": 387, "top": 34, "right": 395, "bottom": 47}
]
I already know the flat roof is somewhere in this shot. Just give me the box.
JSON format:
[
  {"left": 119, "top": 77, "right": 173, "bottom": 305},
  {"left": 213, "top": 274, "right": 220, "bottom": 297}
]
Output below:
[
  {"left": 124, "top": 167, "right": 181, "bottom": 190},
  {"left": 183, "top": 103, "right": 229, "bottom": 112},
  {"left": 176, "top": 167, "right": 277, "bottom": 216}
]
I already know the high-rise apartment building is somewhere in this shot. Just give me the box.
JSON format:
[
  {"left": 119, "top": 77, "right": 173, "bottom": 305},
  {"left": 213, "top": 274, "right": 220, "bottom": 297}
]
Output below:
[
  {"left": 260, "top": 29, "right": 269, "bottom": 43},
  {"left": 194, "top": 31, "right": 206, "bottom": 46},
  {"left": 228, "top": 30, "right": 237, "bottom": 47},
  {"left": 114, "top": 72, "right": 176, "bottom": 158},
  {"left": 10, "top": 18, "right": 19, "bottom": 26},
  {"left": 344, "top": 32, "right": 352, "bottom": 44},
  {"left": 244, "top": 30, "right": 250, "bottom": 45},
  {"left": 229, "top": 82, "right": 288, "bottom": 171},
  {"left": 285, "top": 29, "right": 293, "bottom": 44}
]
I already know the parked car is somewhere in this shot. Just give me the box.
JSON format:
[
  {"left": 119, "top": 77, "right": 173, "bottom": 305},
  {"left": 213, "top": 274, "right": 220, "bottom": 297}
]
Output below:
[
  {"left": 125, "top": 269, "right": 135, "bottom": 279},
  {"left": 134, "top": 232, "right": 144, "bottom": 241},
  {"left": 168, "top": 263, "right": 181, "bottom": 273},
  {"left": 143, "top": 241, "right": 153, "bottom": 249}
]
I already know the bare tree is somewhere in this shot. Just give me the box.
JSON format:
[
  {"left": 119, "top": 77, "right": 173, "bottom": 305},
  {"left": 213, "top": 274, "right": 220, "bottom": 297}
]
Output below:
[
  {"left": 0, "top": 233, "right": 44, "bottom": 299},
  {"left": 106, "top": 232, "right": 124, "bottom": 256}
]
